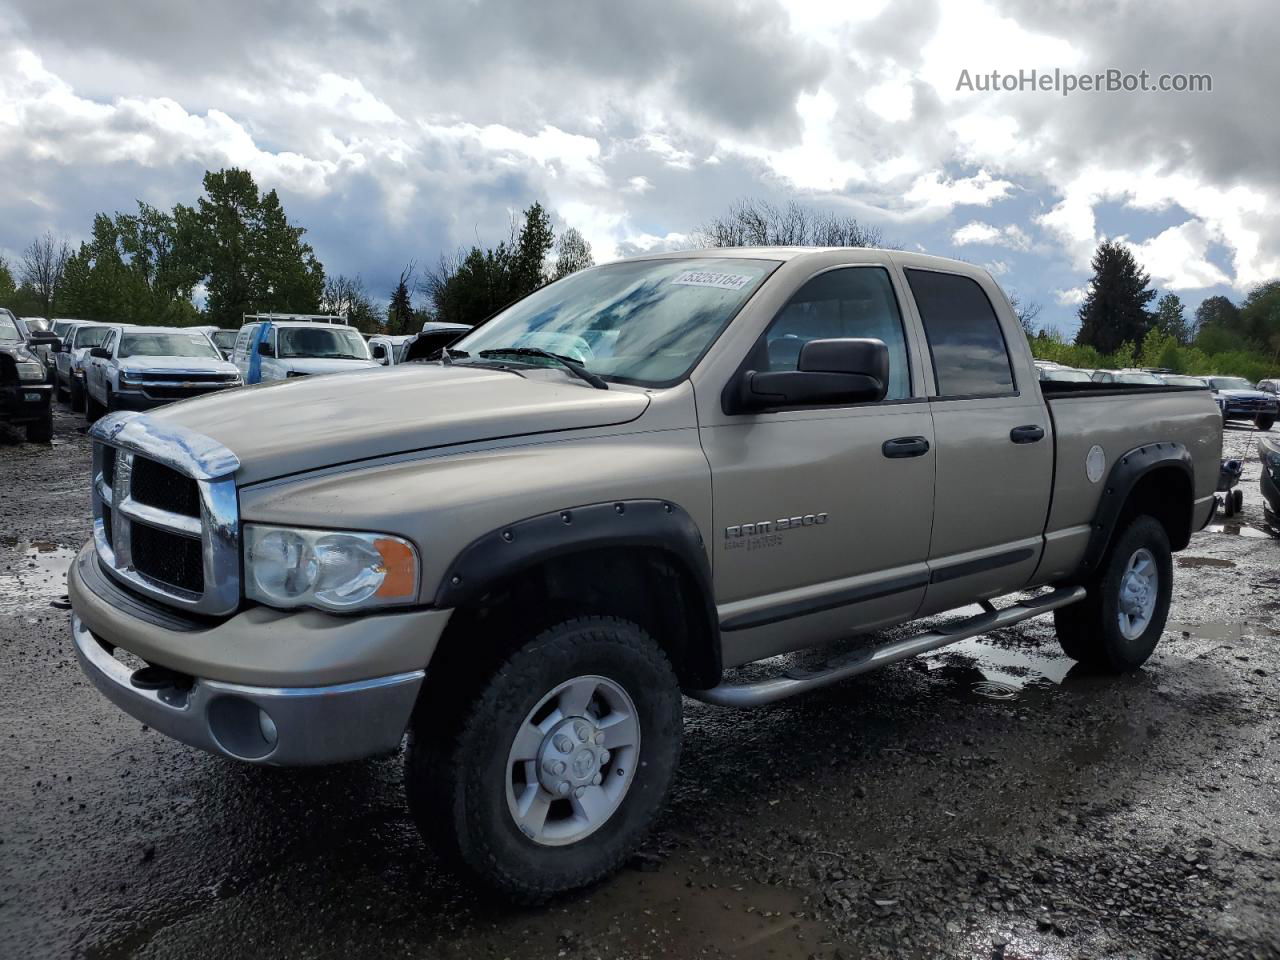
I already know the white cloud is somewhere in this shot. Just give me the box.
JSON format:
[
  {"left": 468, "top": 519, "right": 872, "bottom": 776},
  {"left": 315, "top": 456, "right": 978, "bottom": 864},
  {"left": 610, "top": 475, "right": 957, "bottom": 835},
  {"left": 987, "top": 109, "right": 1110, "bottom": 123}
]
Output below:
[
  {"left": 902, "top": 170, "right": 1014, "bottom": 217},
  {"left": 1054, "top": 286, "right": 1087, "bottom": 306},
  {"left": 952, "top": 220, "right": 1030, "bottom": 250},
  {"left": 1122, "top": 221, "right": 1231, "bottom": 291},
  {"left": 984, "top": 259, "right": 1011, "bottom": 276}
]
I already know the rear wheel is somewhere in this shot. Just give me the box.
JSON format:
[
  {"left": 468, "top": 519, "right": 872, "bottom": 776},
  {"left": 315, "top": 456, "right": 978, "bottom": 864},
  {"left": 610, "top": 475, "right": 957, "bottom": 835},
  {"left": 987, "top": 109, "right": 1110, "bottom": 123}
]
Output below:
[
  {"left": 1054, "top": 515, "right": 1173, "bottom": 671},
  {"left": 85, "top": 389, "right": 103, "bottom": 422},
  {"left": 55, "top": 376, "right": 68, "bottom": 403},
  {"left": 70, "top": 380, "right": 85, "bottom": 413},
  {"left": 405, "top": 616, "right": 682, "bottom": 901}
]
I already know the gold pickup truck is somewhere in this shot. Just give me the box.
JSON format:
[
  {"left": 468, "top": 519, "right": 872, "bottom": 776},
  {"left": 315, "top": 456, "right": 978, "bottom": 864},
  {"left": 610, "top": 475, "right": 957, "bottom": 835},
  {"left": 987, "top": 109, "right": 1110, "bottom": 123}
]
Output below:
[{"left": 69, "top": 247, "right": 1222, "bottom": 899}]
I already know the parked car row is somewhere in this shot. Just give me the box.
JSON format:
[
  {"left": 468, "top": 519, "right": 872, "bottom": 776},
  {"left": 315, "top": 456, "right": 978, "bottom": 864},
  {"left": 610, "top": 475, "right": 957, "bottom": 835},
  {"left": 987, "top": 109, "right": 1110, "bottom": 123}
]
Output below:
[
  {"left": 1034, "top": 361, "right": 1278, "bottom": 430},
  {"left": 0, "top": 308, "right": 57, "bottom": 441}
]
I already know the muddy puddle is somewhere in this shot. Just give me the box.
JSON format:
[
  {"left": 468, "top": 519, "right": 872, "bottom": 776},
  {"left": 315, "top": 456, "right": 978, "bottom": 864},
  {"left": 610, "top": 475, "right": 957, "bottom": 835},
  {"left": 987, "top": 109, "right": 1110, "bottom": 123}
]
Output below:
[
  {"left": 919, "top": 636, "right": 1076, "bottom": 703},
  {"left": 1176, "top": 555, "right": 1237, "bottom": 569},
  {"left": 456, "top": 854, "right": 836, "bottom": 959},
  {"left": 0, "top": 539, "right": 77, "bottom": 612}
]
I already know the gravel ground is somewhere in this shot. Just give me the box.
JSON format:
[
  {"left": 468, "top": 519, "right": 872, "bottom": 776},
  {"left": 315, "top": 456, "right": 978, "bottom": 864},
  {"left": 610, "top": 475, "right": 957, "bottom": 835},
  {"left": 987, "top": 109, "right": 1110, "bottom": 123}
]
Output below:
[{"left": 2, "top": 407, "right": 1278, "bottom": 960}]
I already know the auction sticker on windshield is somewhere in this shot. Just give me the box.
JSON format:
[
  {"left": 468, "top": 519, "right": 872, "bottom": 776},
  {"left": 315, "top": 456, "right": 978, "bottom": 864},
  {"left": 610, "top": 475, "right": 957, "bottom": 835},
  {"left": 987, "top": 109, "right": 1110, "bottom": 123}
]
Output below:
[{"left": 671, "top": 270, "right": 755, "bottom": 290}]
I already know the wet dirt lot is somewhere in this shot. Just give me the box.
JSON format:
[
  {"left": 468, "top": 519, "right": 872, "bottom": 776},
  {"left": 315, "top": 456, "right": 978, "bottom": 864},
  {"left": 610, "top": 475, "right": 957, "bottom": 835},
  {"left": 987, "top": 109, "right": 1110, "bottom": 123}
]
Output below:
[{"left": 2, "top": 409, "right": 1278, "bottom": 960}]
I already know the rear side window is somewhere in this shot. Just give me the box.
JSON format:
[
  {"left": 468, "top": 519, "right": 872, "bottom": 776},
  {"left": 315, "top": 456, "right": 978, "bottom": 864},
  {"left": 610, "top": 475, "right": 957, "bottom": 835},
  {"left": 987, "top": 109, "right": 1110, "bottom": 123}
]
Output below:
[
  {"left": 234, "top": 326, "right": 253, "bottom": 357},
  {"left": 905, "top": 269, "right": 1015, "bottom": 398}
]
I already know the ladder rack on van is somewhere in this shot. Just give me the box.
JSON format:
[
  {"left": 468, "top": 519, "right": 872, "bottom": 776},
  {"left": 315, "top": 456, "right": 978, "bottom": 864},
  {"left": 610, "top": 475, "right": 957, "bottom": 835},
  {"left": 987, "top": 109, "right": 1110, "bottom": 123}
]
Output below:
[{"left": 242, "top": 313, "right": 349, "bottom": 325}]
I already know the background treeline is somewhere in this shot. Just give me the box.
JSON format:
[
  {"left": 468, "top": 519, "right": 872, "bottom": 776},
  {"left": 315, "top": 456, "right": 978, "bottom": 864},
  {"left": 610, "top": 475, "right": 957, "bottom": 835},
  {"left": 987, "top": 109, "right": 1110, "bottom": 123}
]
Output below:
[
  {"left": 1027, "top": 239, "right": 1280, "bottom": 380},
  {"left": 3, "top": 169, "right": 1278, "bottom": 381}
]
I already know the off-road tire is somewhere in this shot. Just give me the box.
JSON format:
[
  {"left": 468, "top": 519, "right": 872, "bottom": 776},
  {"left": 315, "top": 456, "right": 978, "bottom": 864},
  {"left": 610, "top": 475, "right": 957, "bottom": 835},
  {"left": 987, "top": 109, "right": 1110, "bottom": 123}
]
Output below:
[
  {"left": 25, "top": 411, "right": 53, "bottom": 443},
  {"left": 405, "top": 616, "right": 682, "bottom": 902},
  {"left": 1054, "top": 515, "right": 1173, "bottom": 671}
]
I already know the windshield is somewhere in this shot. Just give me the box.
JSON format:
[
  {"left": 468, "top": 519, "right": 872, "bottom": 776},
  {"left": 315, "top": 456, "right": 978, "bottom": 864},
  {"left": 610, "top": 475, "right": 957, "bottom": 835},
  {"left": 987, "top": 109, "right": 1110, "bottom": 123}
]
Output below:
[
  {"left": 25, "top": 318, "right": 50, "bottom": 332},
  {"left": 118, "top": 332, "right": 222, "bottom": 359},
  {"left": 1160, "top": 375, "right": 1206, "bottom": 387},
  {"left": 1116, "top": 372, "right": 1162, "bottom": 385},
  {"left": 1041, "top": 368, "right": 1093, "bottom": 382},
  {"left": 277, "top": 326, "right": 370, "bottom": 360},
  {"left": 74, "top": 326, "right": 113, "bottom": 348},
  {"left": 0, "top": 315, "right": 20, "bottom": 341},
  {"left": 210, "top": 330, "right": 238, "bottom": 350},
  {"left": 452, "top": 257, "right": 777, "bottom": 386},
  {"left": 1209, "top": 377, "right": 1253, "bottom": 390}
]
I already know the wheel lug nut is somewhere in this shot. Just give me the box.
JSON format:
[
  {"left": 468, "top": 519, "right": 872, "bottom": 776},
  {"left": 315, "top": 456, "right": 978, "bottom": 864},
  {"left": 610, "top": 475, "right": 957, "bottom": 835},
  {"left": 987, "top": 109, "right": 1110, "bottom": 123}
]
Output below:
[
  {"left": 574, "top": 785, "right": 586, "bottom": 798},
  {"left": 593, "top": 731, "right": 605, "bottom": 745},
  {"left": 592, "top": 773, "right": 602, "bottom": 786},
  {"left": 573, "top": 722, "right": 590, "bottom": 741},
  {"left": 554, "top": 735, "right": 573, "bottom": 752},
  {"left": 557, "top": 781, "right": 571, "bottom": 796},
  {"left": 600, "top": 750, "right": 610, "bottom": 764},
  {"left": 542, "top": 759, "right": 566, "bottom": 776}
]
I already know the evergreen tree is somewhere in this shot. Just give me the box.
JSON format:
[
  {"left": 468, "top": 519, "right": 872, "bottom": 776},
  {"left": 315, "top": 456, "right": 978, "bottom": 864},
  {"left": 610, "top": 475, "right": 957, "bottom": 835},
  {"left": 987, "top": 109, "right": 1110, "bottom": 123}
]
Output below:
[
  {"left": 1152, "top": 292, "right": 1190, "bottom": 344},
  {"left": 0, "top": 255, "right": 17, "bottom": 305},
  {"left": 1075, "top": 240, "right": 1156, "bottom": 353},
  {"left": 387, "top": 264, "right": 416, "bottom": 335}
]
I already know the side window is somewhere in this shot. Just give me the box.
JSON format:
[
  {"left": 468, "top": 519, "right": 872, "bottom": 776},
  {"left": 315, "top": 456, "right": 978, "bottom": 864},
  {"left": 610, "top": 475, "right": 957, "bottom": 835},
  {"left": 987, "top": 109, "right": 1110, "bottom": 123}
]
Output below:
[
  {"left": 234, "top": 327, "right": 251, "bottom": 357},
  {"left": 904, "top": 269, "right": 1015, "bottom": 398},
  {"left": 756, "top": 266, "right": 912, "bottom": 400},
  {"left": 102, "top": 330, "right": 117, "bottom": 354}
]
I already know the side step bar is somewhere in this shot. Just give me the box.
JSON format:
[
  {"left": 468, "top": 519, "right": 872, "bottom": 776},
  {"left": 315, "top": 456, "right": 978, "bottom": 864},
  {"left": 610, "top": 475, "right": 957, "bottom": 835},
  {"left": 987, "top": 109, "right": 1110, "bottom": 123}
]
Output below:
[{"left": 688, "top": 586, "right": 1086, "bottom": 709}]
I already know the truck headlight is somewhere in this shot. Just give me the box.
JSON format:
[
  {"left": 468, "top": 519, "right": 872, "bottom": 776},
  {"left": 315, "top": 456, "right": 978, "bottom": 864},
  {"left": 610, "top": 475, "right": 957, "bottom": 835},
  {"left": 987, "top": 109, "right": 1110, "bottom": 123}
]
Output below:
[
  {"left": 17, "top": 361, "right": 45, "bottom": 382},
  {"left": 244, "top": 524, "right": 418, "bottom": 611}
]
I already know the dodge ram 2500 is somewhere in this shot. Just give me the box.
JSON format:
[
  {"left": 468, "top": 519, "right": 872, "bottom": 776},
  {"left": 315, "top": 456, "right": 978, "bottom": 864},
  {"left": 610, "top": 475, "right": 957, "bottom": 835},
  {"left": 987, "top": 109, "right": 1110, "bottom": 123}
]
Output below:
[{"left": 69, "top": 247, "right": 1222, "bottom": 900}]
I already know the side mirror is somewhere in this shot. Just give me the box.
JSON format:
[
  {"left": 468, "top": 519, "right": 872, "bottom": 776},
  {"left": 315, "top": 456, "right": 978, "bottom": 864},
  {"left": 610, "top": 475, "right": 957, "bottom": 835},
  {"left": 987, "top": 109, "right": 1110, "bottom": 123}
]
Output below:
[
  {"left": 29, "top": 332, "right": 61, "bottom": 349},
  {"left": 736, "top": 338, "right": 889, "bottom": 411},
  {"left": 257, "top": 340, "right": 275, "bottom": 357},
  {"left": 90, "top": 347, "right": 111, "bottom": 360}
]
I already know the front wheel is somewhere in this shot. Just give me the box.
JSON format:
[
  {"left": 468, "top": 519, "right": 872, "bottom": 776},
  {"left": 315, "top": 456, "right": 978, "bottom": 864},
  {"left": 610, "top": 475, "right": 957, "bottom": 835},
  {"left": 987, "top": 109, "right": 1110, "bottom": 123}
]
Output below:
[
  {"left": 25, "top": 410, "right": 53, "bottom": 443},
  {"left": 1054, "top": 515, "right": 1173, "bottom": 671},
  {"left": 1256, "top": 414, "right": 1275, "bottom": 431},
  {"left": 405, "top": 616, "right": 682, "bottom": 901}
]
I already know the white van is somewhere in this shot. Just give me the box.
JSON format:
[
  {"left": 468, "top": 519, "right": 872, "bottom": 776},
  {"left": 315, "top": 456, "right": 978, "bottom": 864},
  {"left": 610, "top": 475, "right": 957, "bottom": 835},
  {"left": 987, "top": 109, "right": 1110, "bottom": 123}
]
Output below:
[{"left": 232, "top": 317, "right": 380, "bottom": 383}]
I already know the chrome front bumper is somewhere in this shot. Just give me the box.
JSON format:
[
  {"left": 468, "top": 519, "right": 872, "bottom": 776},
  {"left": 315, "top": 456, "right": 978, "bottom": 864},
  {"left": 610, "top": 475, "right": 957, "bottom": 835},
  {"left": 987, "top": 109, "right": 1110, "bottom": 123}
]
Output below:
[{"left": 72, "top": 615, "right": 423, "bottom": 766}]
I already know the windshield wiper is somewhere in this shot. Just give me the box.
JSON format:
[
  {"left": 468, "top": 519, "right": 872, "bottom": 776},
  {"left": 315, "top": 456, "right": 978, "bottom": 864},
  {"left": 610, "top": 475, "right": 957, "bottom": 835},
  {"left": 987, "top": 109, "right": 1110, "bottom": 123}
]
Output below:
[{"left": 477, "top": 347, "right": 608, "bottom": 389}]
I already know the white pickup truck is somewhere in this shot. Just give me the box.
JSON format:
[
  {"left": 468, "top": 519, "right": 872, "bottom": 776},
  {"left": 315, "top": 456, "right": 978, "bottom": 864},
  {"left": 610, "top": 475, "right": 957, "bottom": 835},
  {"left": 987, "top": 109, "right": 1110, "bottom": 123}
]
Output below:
[{"left": 82, "top": 326, "right": 241, "bottom": 419}]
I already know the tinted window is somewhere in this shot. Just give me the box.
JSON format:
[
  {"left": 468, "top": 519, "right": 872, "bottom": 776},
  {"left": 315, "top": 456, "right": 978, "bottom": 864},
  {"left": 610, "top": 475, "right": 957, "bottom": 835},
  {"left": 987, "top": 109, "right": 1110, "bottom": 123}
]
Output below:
[
  {"left": 755, "top": 267, "right": 911, "bottom": 400},
  {"left": 277, "top": 326, "right": 369, "bottom": 360},
  {"left": 74, "top": 326, "right": 112, "bottom": 348},
  {"left": 905, "top": 269, "right": 1014, "bottom": 397},
  {"left": 119, "top": 332, "right": 222, "bottom": 359}
]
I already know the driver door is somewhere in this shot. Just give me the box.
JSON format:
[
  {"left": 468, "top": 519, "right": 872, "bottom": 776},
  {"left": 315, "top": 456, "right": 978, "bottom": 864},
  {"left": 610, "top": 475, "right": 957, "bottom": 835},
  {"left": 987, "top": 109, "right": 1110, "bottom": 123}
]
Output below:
[{"left": 697, "top": 263, "right": 936, "bottom": 666}]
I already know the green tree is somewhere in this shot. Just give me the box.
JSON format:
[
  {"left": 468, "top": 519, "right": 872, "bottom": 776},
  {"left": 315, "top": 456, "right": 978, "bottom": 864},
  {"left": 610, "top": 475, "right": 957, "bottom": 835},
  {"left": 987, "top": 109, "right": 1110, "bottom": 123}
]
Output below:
[
  {"left": 424, "top": 203, "right": 559, "bottom": 326},
  {"left": 182, "top": 168, "right": 324, "bottom": 326},
  {"left": 387, "top": 264, "right": 416, "bottom": 335},
  {"left": 1152, "top": 292, "right": 1190, "bottom": 344},
  {"left": 1239, "top": 280, "right": 1280, "bottom": 354},
  {"left": 1193, "top": 294, "right": 1240, "bottom": 341},
  {"left": 1075, "top": 240, "right": 1156, "bottom": 354},
  {"left": 0, "top": 255, "right": 16, "bottom": 305}
]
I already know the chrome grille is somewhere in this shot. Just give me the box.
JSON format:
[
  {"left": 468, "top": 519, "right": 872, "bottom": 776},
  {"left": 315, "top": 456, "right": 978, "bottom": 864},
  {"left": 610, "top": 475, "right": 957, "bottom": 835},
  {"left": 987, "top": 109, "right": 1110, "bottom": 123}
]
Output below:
[{"left": 89, "top": 412, "right": 240, "bottom": 615}]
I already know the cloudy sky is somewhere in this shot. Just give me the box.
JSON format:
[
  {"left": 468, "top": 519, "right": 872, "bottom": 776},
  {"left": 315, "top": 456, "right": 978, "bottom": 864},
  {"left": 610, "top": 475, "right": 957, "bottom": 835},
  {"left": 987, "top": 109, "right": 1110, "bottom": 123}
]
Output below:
[{"left": 2, "top": 0, "right": 1276, "bottom": 333}]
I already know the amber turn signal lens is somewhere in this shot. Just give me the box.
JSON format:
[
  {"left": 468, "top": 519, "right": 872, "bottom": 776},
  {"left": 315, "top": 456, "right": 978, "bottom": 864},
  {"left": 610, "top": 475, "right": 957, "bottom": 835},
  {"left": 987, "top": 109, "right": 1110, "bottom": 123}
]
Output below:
[{"left": 374, "top": 538, "right": 417, "bottom": 598}]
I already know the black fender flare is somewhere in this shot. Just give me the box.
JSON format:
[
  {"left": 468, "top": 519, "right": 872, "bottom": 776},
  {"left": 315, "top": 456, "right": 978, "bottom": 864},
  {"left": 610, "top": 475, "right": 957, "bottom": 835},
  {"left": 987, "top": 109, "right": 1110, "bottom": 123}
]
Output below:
[
  {"left": 1077, "top": 441, "right": 1193, "bottom": 576},
  {"left": 433, "top": 499, "right": 721, "bottom": 681}
]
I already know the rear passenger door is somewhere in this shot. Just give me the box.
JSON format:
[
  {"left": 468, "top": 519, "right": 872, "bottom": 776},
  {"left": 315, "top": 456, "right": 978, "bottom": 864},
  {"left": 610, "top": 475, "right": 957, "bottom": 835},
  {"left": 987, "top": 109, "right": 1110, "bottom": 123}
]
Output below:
[{"left": 901, "top": 267, "right": 1053, "bottom": 615}]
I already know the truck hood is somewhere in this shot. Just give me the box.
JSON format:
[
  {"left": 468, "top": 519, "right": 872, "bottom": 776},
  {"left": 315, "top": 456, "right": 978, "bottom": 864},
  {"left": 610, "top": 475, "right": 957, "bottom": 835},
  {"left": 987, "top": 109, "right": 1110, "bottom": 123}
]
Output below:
[
  {"left": 1214, "top": 388, "right": 1277, "bottom": 402},
  {"left": 150, "top": 363, "right": 651, "bottom": 483},
  {"left": 278, "top": 357, "right": 381, "bottom": 375},
  {"left": 118, "top": 356, "right": 239, "bottom": 376}
]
